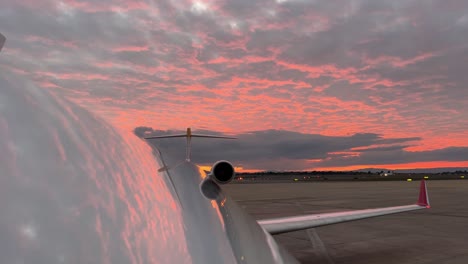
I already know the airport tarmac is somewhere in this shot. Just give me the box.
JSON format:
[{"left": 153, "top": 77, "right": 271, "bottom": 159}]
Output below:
[{"left": 224, "top": 180, "right": 468, "bottom": 264}]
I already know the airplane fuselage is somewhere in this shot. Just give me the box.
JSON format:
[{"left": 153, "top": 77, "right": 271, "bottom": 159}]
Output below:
[{"left": 152, "top": 147, "right": 299, "bottom": 263}]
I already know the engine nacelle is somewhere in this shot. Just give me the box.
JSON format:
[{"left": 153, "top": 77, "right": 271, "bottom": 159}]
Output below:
[{"left": 208, "top": 160, "right": 235, "bottom": 184}]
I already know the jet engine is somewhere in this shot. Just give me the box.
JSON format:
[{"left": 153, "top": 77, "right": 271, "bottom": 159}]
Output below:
[{"left": 208, "top": 160, "right": 235, "bottom": 184}]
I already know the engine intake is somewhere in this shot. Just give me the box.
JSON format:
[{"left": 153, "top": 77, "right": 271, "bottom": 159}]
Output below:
[{"left": 208, "top": 160, "right": 235, "bottom": 184}]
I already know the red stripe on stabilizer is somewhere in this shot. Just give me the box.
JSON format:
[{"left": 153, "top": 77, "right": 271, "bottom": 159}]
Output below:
[{"left": 417, "top": 180, "right": 430, "bottom": 208}]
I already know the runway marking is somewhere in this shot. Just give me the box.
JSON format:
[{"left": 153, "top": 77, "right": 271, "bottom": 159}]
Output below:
[
  {"left": 307, "top": 229, "right": 335, "bottom": 264},
  {"left": 296, "top": 202, "right": 335, "bottom": 264}
]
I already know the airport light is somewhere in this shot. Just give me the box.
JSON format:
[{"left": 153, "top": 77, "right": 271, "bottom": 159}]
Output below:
[
  {"left": 424, "top": 176, "right": 429, "bottom": 179},
  {"left": 461, "top": 176, "right": 465, "bottom": 179},
  {"left": 407, "top": 179, "right": 412, "bottom": 182}
]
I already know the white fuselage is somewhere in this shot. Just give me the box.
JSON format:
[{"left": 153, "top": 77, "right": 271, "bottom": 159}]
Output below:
[{"left": 0, "top": 72, "right": 298, "bottom": 263}]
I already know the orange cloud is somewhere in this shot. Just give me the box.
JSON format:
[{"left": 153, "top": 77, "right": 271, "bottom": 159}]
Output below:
[{"left": 314, "top": 161, "right": 468, "bottom": 172}]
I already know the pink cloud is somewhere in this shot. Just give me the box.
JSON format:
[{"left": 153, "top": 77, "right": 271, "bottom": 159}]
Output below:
[{"left": 1, "top": 0, "right": 467, "bottom": 171}]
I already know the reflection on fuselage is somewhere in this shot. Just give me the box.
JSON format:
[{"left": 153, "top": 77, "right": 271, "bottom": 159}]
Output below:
[
  {"left": 0, "top": 70, "right": 299, "bottom": 263},
  {"left": 0, "top": 73, "right": 190, "bottom": 263}
]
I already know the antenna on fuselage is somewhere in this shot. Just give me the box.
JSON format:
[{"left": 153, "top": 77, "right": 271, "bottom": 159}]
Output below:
[
  {"left": 144, "top": 127, "right": 236, "bottom": 162},
  {"left": 0, "top": 33, "right": 6, "bottom": 52}
]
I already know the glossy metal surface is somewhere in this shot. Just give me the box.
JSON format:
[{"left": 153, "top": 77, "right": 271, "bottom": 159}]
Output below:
[
  {"left": 260, "top": 204, "right": 426, "bottom": 235},
  {"left": 259, "top": 180, "right": 429, "bottom": 235},
  {"left": 0, "top": 73, "right": 192, "bottom": 263},
  {"left": 0, "top": 68, "right": 298, "bottom": 263}
]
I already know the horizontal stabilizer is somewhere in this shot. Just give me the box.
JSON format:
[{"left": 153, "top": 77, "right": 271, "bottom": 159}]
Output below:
[
  {"left": 143, "top": 127, "right": 236, "bottom": 162},
  {"left": 144, "top": 134, "right": 236, "bottom": 140},
  {"left": 191, "top": 134, "right": 236, "bottom": 139},
  {"left": 259, "top": 180, "right": 430, "bottom": 235},
  {"left": 144, "top": 134, "right": 187, "bottom": 139}
]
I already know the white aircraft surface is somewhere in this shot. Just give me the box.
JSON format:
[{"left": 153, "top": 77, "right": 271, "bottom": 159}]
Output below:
[{"left": 0, "top": 34, "right": 429, "bottom": 263}]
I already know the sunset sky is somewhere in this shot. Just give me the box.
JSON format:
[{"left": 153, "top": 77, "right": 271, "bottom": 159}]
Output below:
[{"left": 1, "top": 0, "right": 467, "bottom": 171}]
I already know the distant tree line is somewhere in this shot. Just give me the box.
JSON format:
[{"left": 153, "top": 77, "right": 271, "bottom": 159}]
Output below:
[{"left": 237, "top": 170, "right": 468, "bottom": 176}]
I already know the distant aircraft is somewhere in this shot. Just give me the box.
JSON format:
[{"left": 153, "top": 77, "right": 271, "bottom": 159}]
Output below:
[
  {"left": 1, "top": 31, "right": 430, "bottom": 263},
  {"left": 381, "top": 170, "right": 394, "bottom": 177}
]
